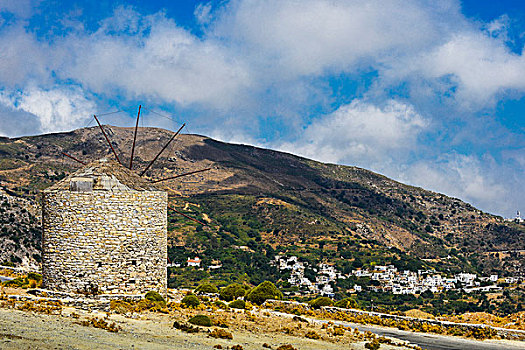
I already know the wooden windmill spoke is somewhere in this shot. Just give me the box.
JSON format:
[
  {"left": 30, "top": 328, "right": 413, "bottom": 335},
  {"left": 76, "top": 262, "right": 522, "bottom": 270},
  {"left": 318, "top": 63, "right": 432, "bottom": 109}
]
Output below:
[
  {"left": 168, "top": 205, "right": 207, "bottom": 226},
  {"left": 129, "top": 105, "right": 141, "bottom": 170},
  {"left": 152, "top": 168, "right": 212, "bottom": 183},
  {"left": 94, "top": 115, "right": 123, "bottom": 166},
  {"left": 61, "top": 152, "right": 86, "bottom": 165},
  {"left": 140, "top": 123, "right": 185, "bottom": 177}
]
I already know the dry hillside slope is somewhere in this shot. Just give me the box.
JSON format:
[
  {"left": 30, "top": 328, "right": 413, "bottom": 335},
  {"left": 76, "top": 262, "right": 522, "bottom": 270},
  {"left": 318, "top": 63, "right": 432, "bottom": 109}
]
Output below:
[{"left": 0, "top": 126, "right": 523, "bottom": 276}]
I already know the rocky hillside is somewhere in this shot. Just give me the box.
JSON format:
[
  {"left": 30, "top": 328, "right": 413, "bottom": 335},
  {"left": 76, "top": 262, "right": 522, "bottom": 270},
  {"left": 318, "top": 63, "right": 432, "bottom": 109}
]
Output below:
[
  {"left": 0, "top": 189, "right": 40, "bottom": 268},
  {"left": 0, "top": 126, "right": 523, "bottom": 276}
]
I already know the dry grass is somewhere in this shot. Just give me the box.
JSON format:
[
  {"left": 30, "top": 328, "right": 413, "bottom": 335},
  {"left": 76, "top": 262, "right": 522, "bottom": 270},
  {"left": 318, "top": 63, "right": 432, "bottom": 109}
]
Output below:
[
  {"left": 443, "top": 311, "right": 525, "bottom": 330},
  {"left": 110, "top": 298, "right": 168, "bottom": 314},
  {"left": 0, "top": 296, "right": 62, "bottom": 315},
  {"left": 79, "top": 316, "right": 121, "bottom": 332},
  {"left": 209, "top": 328, "right": 233, "bottom": 339},
  {"left": 0, "top": 269, "right": 24, "bottom": 278},
  {"left": 404, "top": 309, "right": 435, "bottom": 320}
]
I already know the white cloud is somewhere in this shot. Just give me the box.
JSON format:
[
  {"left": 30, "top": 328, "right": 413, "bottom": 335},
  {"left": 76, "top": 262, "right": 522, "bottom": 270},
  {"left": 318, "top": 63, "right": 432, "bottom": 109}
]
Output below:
[
  {"left": 0, "top": 7, "right": 252, "bottom": 113},
  {"left": 0, "top": 0, "right": 37, "bottom": 18},
  {"left": 0, "top": 25, "right": 50, "bottom": 88},
  {"left": 195, "top": 2, "right": 213, "bottom": 25},
  {"left": 55, "top": 9, "right": 251, "bottom": 110},
  {"left": 399, "top": 31, "right": 525, "bottom": 108},
  {"left": 2, "top": 0, "right": 524, "bottom": 120},
  {"left": 0, "top": 0, "right": 522, "bottom": 217},
  {"left": 278, "top": 99, "right": 427, "bottom": 164},
  {"left": 0, "top": 86, "right": 96, "bottom": 133},
  {"left": 213, "top": 0, "right": 458, "bottom": 78}
]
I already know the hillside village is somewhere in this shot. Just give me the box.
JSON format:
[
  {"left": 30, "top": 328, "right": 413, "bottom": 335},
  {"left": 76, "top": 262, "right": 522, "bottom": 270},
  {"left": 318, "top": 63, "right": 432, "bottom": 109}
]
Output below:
[{"left": 272, "top": 255, "right": 522, "bottom": 297}]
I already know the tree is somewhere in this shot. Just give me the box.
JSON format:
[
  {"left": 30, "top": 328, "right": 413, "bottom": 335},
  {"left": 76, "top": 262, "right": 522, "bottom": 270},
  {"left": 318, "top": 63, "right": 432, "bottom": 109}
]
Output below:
[
  {"left": 352, "top": 257, "right": 363, "bottom": 268},
  {"left": 420, "top": 290, "right": 434, "bottom": 299},
  {"left": 334, "top": 297, "right": 358, "bottom": 309},
  {"left": 219, "top": 283, "right": 249, "bottom": 302},
  {"left": 245, "top": 281, "right": 283, "bottom": 305}
]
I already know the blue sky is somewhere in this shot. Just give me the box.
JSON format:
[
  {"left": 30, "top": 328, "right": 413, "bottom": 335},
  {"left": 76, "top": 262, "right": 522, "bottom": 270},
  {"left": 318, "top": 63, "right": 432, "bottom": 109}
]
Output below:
[{"left": 0, "top": 0, "right": 523, "bottom": 218}]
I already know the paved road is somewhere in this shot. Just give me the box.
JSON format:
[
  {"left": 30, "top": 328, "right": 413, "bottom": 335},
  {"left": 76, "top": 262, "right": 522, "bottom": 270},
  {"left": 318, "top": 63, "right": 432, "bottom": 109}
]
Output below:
[
  {"left": 352, "top": 322, "right": 525, "bottom": 350},
  {"left": 269, "top": 310, "right": 525, "bottom": 350}
]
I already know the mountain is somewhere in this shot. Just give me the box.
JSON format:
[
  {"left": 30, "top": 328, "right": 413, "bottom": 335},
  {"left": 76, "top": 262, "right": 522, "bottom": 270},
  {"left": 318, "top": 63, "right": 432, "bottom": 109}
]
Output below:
[{"left": 0, "top": 126, "right": 523, "bottom": 278}]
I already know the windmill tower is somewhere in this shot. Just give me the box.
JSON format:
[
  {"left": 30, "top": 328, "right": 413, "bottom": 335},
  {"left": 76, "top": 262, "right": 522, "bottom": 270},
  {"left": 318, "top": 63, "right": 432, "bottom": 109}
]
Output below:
[
  {"left": 42, "top": 106, "right": 208, "bottom": 297},
  {"left": 42, "top": 158, "right": 167, "bottom": 296}
]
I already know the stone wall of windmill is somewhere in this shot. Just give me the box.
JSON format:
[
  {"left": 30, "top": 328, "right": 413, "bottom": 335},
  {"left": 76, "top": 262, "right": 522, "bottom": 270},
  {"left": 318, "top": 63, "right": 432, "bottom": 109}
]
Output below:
[{"left": 42, "top": 158, "right": 167, "bottom": 296}]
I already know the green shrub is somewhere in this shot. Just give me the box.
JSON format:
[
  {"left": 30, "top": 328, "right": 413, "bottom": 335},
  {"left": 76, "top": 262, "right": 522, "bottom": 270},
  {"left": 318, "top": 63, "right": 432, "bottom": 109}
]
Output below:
[
  {"left": 229, "top": 299, "right": 246, "bottom": 309},
  {"left": 181, "top": 294, "right": 200, "bottom": 308},
  {"left": 188, "top": 315, "right": 212, "bottom": 327},
  {"left": 214, "top": 300, "right": 228, "bottom": 309},
  {"left": 145, "top": 291, "right": 165, "bottom": 302},
  {"left": 365, "top": 339, "right": 381, "bottom": 350},
  {"left": 3, "top": 277, "right": 25, "bottom": 288},
  {"left": 245, "top": 281, "right": 283, "bottom": 305},
  {"left": 334, "top": 297, "right": 357, "bottom": 309},
  {"left": 27, "top": 272, "right": 42, "bottom": 282},
  {"left": 309, "top": 297, "right": 333, "bottom": 309},
  {"left": 195, "top": 283, "right": 219, "bottom": 294},
  {"left": 3, "top": 275, "right": 41, "bottom": 289},
  {"left": 135, "top": 299, "right": 167, "bottom": 312},
  {"left": 219, "top": 283, "right": 249, "bottom": 302}
]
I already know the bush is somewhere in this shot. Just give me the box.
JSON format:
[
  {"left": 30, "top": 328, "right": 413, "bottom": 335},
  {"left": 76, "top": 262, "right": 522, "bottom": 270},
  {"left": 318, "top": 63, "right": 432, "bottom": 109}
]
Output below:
[
  {"left": 245, "top": 281, "right": 283, "bottom": 305},
  {"left": 181, "top": 294, "right": 200, "bottom": 308},
  {"left": 219, "top": 283, "right": 249, "bottom": 302},
  {"left": 195, "top": 283, "right": 219, "bottom": 294},
  {"left": 365, "top": 339, "right": 381, "bottom": 350},
  {"left": 214, "top": 300, "right": 228, "bottom": 309},
  {"left": 331, "top": 327, "right": 345, "bottom": 336},
  {"left": 135, "top": 299, "right": 167, "bottom": 313},
  {"left": 80, "top": 316, "right": 120, "bottom": 333},
  {"left": 188, "top": 315, "right": 212, "bottom": 327},
  {"left": 27, "top": 272, "right": 42, "bottom": 282},
  {"left": 334, "top": 297, "right": 357, "bottom": 309},
  {"left": 145, "top": 291, "right": 165, "bottom": 302},
  {"left": 173, "top": 321, "right": 200, "bottom": 333},
  {"left": 209, "top": 328, "right": 233, "bottom": 339},
  {"left": 276, "top": 346, "right": 296, "bottom": 350},
  {"left": 305, "top": 330, "right": 321, "bottom": 339},
  {"left": 229, "top": 299, "right": 246, "bottom": 309},
  {"left": 309, "top": 297, "right": 333, "bottom": 309},
  {"left": 110, "top": 300, "right": 134, "bottom": 314},
  {"left": 3, "top": 274, "right": 42, "bottom": 289}
]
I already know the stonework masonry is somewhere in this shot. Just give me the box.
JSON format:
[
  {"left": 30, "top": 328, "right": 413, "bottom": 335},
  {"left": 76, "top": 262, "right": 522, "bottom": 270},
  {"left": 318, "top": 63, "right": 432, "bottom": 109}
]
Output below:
[{"left": 42, "top": 188, "right": 167, "bottom": 296}]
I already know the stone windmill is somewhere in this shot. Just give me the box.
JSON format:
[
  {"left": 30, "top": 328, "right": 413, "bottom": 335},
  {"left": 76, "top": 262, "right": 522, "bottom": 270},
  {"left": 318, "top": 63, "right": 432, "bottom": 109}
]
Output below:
[{"left": 42, "top": 106, "right": 209, "bottom": 297}]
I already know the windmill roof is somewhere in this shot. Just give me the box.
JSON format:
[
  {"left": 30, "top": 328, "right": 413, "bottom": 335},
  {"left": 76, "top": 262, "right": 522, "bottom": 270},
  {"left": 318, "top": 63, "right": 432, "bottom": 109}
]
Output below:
[{"left": 45, "top": 158, "right": 163, "bottom": 192}]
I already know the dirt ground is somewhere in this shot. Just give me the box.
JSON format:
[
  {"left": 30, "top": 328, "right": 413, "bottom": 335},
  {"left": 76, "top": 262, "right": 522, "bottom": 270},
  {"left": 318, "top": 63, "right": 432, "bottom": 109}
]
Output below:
[{"left": 0, "top": 306, "right": 414, "bottom": 350}]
